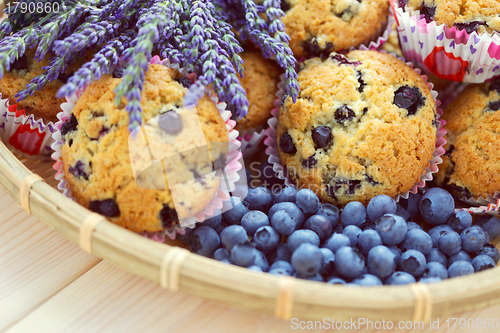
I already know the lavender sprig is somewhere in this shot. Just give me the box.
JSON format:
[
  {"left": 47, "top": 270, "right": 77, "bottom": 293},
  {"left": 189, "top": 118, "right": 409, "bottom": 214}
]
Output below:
[{"left": 0, "top": 27, "right": 40, "bottom": 77}]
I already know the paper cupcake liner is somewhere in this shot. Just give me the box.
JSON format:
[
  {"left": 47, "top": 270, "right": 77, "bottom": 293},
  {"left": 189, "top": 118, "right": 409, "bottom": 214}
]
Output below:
[
  {"left": 458, "top": 197, "right": 500, "bottom": 216},
  {"left": 391, "top": 0, "right": 500, "bottom": 83},
  {"left": 265, "top": 54, "right": 447, "bottom": 203},
  {"left": 51, "top": 56, "right": 243, "bottom": 242},
  {"left": 0, "top": 95, "right": 56, "bottom": 158},
  {"left": 238, "top": 128, "right": 267, "bottom": 159}
]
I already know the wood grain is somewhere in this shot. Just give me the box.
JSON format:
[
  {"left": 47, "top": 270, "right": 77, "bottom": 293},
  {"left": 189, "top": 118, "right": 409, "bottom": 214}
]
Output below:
[{"left": 0, "top": 189, "right": 101, "bottom": 331}]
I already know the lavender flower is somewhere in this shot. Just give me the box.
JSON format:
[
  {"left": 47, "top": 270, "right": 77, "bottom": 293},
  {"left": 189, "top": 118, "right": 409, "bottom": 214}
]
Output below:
[{"left": 1, "top": 0, "right": 298, "bottom": 130}]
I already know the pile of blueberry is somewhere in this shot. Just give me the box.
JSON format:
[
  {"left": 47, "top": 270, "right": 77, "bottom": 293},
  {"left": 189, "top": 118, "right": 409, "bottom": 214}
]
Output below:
[{"left": 177, "top": 186, "right": 500, "bottom": 286}]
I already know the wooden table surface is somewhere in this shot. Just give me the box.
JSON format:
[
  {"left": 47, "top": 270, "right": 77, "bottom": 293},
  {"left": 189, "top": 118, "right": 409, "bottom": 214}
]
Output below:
[{"left": 0, "top": 186, "right": 499, "bottom": 333}]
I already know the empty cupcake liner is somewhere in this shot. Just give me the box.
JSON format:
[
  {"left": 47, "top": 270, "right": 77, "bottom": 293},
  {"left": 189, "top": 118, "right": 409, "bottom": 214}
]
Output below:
[
  {"left": 391, "top": 0, "right": 500, "bottom": 83},
  {"left": 265, "top": 53, "right": 447, "bottom": 203},
  {"left": 51, "top": 56, "right": 243, "bottom": 242},
  {"left": 0, "top": 95, "right": 56, "bottom": 158}
]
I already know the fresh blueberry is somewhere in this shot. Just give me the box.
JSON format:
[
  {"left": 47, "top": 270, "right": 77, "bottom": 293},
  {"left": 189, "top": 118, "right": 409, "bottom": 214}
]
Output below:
[
  {"left": 400, "top": 250, "right": 426, "bottom": 277},
  {"left": 342, "top": 225, "right": 362, "bottom": 247},
  {"left": 317, "top": 203, "right": 340, "bottom": 228},
  {"left": 448, "top": 260, "right": 474, "bottom": 278},
  {"left": 190, "top": 226, "right": 221, "bottom": 257},
  {"left": 220, "top": 225, "right": 248, "bottom": 251},
  {"left": 295, "top": 189, "right": 320, "bottom": 215},
  {"left": 266, "top": 243, "right": 292, "bottom": 263},
  {"left": 429, "top": 224, "right": 454, "bottom": 247},
  {"left": 241, "top": 211, "right": 270, "bottom": 236},
  {"left": 220, "top": 259, "right": 231, "bottom": 264},
  {"left": 471, "top": 255, "right": 496, "bottom": 272},
  {"left": 375, "top": 214, "right": 408, "bottom": 246},
  {"left": 279, "top": 132, "right": 297, "bottom": 154},
  {"left": 273, "top": 186, "right": 297, "bottom": 203},
  {"left": 395, "top": 204, "right": 412, "bottom": 221},
  {"left": 448, "top": 250, "right": 472, "bottom": 266},
  {"left": 438, "top": 230, "right": 462, "bottom": 256},
  {"left": 335, "top": 105, "right": 355, "bottom": 124},
  {"left": 268, "top": 268, "right": 291, "bottom": 276},
  {"left": 269, "top": 202, "right": 305, "bottom": 235},
  {"left": 176, "top": 228, "right": 193, "bottom": 244},
  {"left": 427, "top": 248, "right": 448, "bottom": 267},
  {"left": 461, "top": 226, "right": 487, "bottom": 253},
  {"left": 367, "top": 245, "right": 396, "bottom": 279},
  {"left": 352, "top": 274, "right": 383, "bottom": 286},
  {"left": 287, "top": 229, "right": 320, "bottom": 252},
  {"left": 271, "top": 210, "right": 297, "bottom": 236},
  {"left": 419, "top": 277, "right": 442, "bottom": 283},
  {"left": 322, "top": 233, "right": 351, "bottom": 253},
  {"left": 393, "top": 85, "right": 425, "bottom": 116},
  {"left": 222, "top": 196, "right": 249, "bottom": 225},
  {"left": 159, "top": 111, "right": 183, "bottom": 135},
  {"left": 385, "top": 271, "right": 416, "bottom": 285},
  {"left": 475, "top": 216, "right": 500, "bottom": 240},
  {"left": 215, "top": 221, "right": 227, "bottom": 234},
  {"left": 202, "top": 209, "right": 222, "bottom": 229},
  {"left": 89, "top": 199, "right": 120, "bottom": 218},
  {"left": 244, "top": 187, "right": 274, "bottom": 212},
  {"left": 326, "top": 277, "right": 346, "bottom": 284},
  {"left": 333, "top": 224, "right": 344, "bottom": 233},
  {"left": 419, "top": 188, "right": 455, "bottom": 225},
  {"left": 477, "top": 243, "right": 500, "bottom": 264},
  {"left": 407, "top": 221, "right": 423, "bottom": 231},
  {"left": 400, "top": 192, "right": 422, "bottom": 220},
  {"left": 361, "top": 220, "right": 377, "bottom": 231},
  {"left": 214, "top": 248, "right": 230, "bottom": 261},
  {"left": 367, "top": 195, "right": 397, "bottom": 221},
  {"left": 421, "top": 262, "right": 448, "bottom": 279},
  {"left": 340, "top": 201, "right": 366, "bottom": 227},
  {"left": 304, "top": 215, "right": 333, "bottom": 241},
  {"left": 389, "top": 246, "right": 402, "bottom": 267},
  {"left": 270, "top": 260, "right": 295, "bottom": 274},
  {"left": 61, "top": 114, "right": 79, "bottom": 136},
  {"left": 294, "top": 273, "right": 324, "bottom": 281},
  {"left": 312, "top": 126, "right": 332, "bottom": 149},
  {"left": 335, "top": 246, "right": 365, "bottom": 279},
  {"left": 320, "top": 248, "right": 336, "bottom": 275},
  {"left": 253, "top": 249, "right": 270, "bottom": 271},
  {"left": 291, "top": 244, "right": 324, "bottom": 277},
  {"left": 400, "top": 229, "right": 433, "bottom": 255},
  {"left": 248, "top": 265, "right": 263, "bottom": 272},
  {"left": 447, "top": 211, "right": 472, "bottom": 232},
  {"left": 358, "top": 229, "right": 383, "bottom": 255},
  {"left": 230, "top": 243, "right": 258, "bottom": 267},
  {"left": 253, "top": 226, "right": 280, "bottom": 252}
]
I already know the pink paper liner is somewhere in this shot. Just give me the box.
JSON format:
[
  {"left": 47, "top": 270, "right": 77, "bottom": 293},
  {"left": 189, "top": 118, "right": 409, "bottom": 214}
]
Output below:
[
  {"left": 264, "top": 52, "right": 447, "bottom": 203},
  {"left": 457, "top": 198, "right": 500, "bottom": 217},
  {"left": 391, "top": 0, "right": 500, "bottom": 83},
  {"left": 51, "top": 56, "right": 242, "bottom": 242},
  {"left": 0, "top": 95, "right": 56, "bottom": 158},
  {"left": 238, "top": 128, "right": 267, "bottom": 159}
]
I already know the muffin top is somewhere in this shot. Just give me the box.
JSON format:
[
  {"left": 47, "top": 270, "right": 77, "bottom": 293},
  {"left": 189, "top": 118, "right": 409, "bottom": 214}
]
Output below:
[
  {"left": 235, "top": 52, "right": 282, "bottom": 132},
  {"left": 61, "top": 64, "right": 229, "bottom": 233},
  {"left": 0, "top": 49, "right": 93, "bottom": 123},
  {"left": 402, "top": 0, "right": 500, "bottom": 34},
  {"left": 282, "top": 0, "right": 390, "bottom": 58},
  {"left": 437, "top": 81, "right": 500, "bottom": 200},
  {"left": 277, "top": 50, "right": 438, "bottom": 205}
]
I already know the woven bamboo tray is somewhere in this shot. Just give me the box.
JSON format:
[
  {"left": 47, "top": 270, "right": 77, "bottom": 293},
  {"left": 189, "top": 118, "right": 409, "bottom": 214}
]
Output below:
[{"left": 2, "top": 141, "right": 500, "bottom": 322}]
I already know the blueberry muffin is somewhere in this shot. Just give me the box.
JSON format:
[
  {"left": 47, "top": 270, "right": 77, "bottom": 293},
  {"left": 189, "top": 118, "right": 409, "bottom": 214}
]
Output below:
[
  {"left": 400, "top": 0, "right": 500, "bottom": 34},
  {"left": 277, "top": 50, "right": 438, "bottom": 205},
  {"left": 235, "top": 52, "right": 282, "bottom": 133},
  {"left": 281, "top": 0, "right": 390, "bottom": 58},
  {"left": 60, "top": 64, "right": 229, "bottom": 233},
  {"left": 434, "top": 82, "right": 500, "bottom": 201},
  {"left": 0, "top": 49, "right": 92, "bottom": 123}
]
